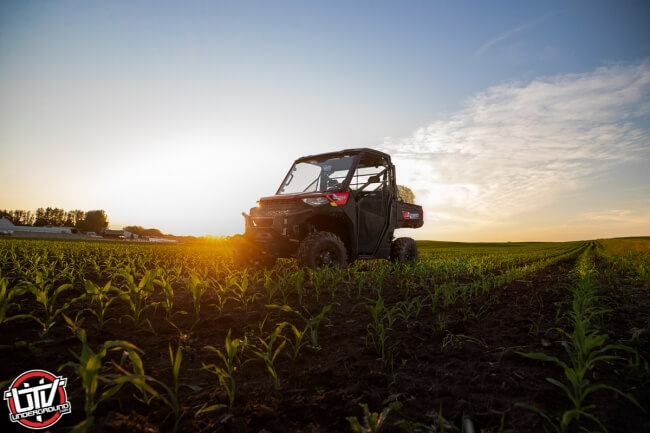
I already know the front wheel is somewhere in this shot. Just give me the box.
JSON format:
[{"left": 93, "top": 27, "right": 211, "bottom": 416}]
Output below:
[
  {"left": 390, "top": 237, "right": 418, "bottom": 263},
  {"left": 297, "top": 231, "right": 348, "bottom": 269}
]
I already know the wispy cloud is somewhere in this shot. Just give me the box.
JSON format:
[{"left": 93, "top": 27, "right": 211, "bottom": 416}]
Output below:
[
  {"left": 474, "top": 16, "right": 548, "bottom": 57},
  {"left": 579, "top": 208, "right": 650, "bottom": 225},
  {"left": 382, "top": 61, "right": 650, "bottom": 238}
]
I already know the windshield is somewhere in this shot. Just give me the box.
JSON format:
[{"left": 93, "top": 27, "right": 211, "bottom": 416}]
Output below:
[{"left": 277, "top": 155, "right": 355, "bottom": 195}]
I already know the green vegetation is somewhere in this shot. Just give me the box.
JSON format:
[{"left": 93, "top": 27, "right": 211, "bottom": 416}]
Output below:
[
  {"left": 0, "top": 237, "right": 647, "bottom": 432},
  {"left": 518, "top": 242, "right": 646, "bottom": 432},
  {"left": 61, "top": 328, "right": 150, "bottom": 433}
]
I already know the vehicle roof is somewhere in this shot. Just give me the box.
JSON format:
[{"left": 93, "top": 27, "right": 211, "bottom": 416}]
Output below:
[{"left": 295, "top": 148, "right": 391, "bottom": 164}]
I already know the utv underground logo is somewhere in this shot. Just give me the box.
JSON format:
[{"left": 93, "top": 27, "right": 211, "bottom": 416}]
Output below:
[{"left": 3, "top": 369, "right": 71, "bottom": 429}]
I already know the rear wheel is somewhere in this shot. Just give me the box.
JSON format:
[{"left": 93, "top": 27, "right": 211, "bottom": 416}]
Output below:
[
  {"left": 297, "top": 231, "right": 348, "bottom": 269},
  {"left": 390, "top": 237, "right": 418, "bottom": 263}
]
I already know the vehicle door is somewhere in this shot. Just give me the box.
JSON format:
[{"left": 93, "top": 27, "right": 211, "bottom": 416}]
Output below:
[{"left": 351, "top": 154, "right": 392, "bottom": 254}]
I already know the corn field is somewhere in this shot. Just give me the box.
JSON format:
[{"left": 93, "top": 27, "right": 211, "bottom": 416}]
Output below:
[{"left": 0, "top": 237, "right": 648, "bottom": 432}]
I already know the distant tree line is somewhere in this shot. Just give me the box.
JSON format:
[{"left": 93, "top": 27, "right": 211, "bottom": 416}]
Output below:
[
  {"left": 0, "top": 208, "right": 109, "bottom": 234},
  {"left": 123, "top": 225, "right": 165, "bottom": 238}
]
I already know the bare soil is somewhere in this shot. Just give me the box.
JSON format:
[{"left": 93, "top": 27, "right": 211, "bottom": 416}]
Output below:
[{"left": 1, "top": 259, "right": 649, "bottom": 433}]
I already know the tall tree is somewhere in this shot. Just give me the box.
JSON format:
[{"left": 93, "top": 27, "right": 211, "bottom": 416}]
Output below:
[
  {"left": 123, "top": 225, "right": 164, "bottom": 238},
  {"left": 11, "top": 210, "right": 34, "bottom": 226},
  {"left": 66, "top": 210, "right": 86, "bottom": 228},
  {"left": 43, "top": 207, "right": 55, "bottom": 225},
  {"left": 53, "top": 208, "right": 66, "bottom": 226},
  {"left": 38, "top": 207, "right": 66, "bottom": 226},
  {"left": 79, "top": 210, "right": 109, "bottom": 234},
  {"left": 35, "top": 208, "right": 45, "bottom": 223}
]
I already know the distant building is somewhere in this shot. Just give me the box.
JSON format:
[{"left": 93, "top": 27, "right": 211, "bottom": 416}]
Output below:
[
  {"left": 0, "top": 218, "right": 176, "bottom": 242},
  {"left": 0, "top": 217, "right": 79, "bottom": 236},
  {"left": 124, "top": 230, "right": 139, "bottom": 240},
  {"left": 101, "top": 229, "right": 147, "bottom": 240},
  {"left": 147, "top": 237, "right": 177, "bottom": 243},
  {"left": 101, "top": 229, "right": 139, "bottom": 240}
]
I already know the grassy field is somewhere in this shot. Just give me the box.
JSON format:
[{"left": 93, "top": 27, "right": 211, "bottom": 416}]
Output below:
[{"left": 1, "top": 238, "right": 648, "bottom": 432}]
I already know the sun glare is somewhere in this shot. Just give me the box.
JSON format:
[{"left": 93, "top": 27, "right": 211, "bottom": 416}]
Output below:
[{"left": 95, "top": 142, "right": 287, "bottom": 236}]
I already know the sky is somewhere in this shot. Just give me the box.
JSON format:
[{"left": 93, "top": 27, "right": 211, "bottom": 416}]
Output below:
[{"left": 1, "top": 0, "right": 649, "bottom": 241}]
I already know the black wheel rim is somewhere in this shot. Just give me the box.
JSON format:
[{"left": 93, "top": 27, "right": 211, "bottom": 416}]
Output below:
[
  {"left": 315, "top": 244, "right": 339, "bottom": 267},
  {"left": 405, "top": 245, "right": 417, "bottom": 262}
]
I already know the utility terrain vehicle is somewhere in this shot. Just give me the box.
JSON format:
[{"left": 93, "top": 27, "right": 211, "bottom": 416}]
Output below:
[{"left": 236, "top": 148, "right": 423, "bottom": 268}]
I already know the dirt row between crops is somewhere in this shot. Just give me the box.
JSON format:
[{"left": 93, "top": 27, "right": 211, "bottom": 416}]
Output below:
[{"left": 2, "top": 258, "right": 649, "bottom": 433}]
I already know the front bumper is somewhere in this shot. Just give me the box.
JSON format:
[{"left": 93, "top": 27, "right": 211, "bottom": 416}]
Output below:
[{"left": 242, "top": 208, "right": 312, "bottom": 257}]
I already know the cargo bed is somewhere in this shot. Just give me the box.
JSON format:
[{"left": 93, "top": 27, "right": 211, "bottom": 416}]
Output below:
[{"left": 395, "top": 201, "right": 424, "bottom": 229}]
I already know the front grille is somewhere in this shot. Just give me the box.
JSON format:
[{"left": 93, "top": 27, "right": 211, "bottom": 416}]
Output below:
[
  {"left": 255, "top": 198, "right": 304, "bottom": 216},
  {"left": 258, "top": 209, "right": 288, "bottom": 217},
  {"left": 252, "top": 218, "right": 274, "bottom": 228}
]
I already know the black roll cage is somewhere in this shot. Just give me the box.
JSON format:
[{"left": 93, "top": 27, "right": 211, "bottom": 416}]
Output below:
[{"left": 276, "top": 148, "right": 395, "bottom": 196}]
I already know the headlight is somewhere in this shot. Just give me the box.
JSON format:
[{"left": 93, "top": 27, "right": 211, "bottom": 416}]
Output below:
[{"left": 302, "top": 197, "right": 329, "bottom": 206}]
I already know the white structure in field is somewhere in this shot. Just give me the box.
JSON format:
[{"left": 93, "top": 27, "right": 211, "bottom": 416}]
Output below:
[
  {"left": 147, "top": 237, "right": 177, "bottom": 243},
  {"left": 101, "top": 229, "right": 139, "bottom": 240},
  {"left": 0, "top": 217, "right": 77, "bottom": 235},
  {"left": 0, "top": 217, "right": 178, "bottom": 242}
]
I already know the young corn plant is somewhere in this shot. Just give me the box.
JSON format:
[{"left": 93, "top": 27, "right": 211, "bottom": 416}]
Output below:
[
  {"left": 208, "top": 273, "right": 229, "bottom": 312},
  {"left": 347, "top": 401, "right": 402, "bottom": 433},
  {"left": 519, "top": 336, "right": 642, "bottom": 432},
  {"left": 368, "top": 264, "right": 391, "bottom": 296},
  {"left": 307, "top": 267, "right": 330, "bottom": 301},
  {"left": 23, "top": 270, "right": 83, "bottom": 335},
  {"left": 226, "top": 271, "right": 260, "bottom": 311},
  {"left": 62, "top": 312, "right": 86, "bottom": 336},
  {"left": 88, "top": 257, "right": 107, "bottom": 280},
  {"left": 249, "top": 322, "right": 287, "bottom": 391},
  {"left": 282, "top": 321, "right": 308, "bottom": 360},
  {"left": 288, "top": 268, "right": 306, "bottom": 304},
  {"left": 61, "top": 328, "right": 150, "bottom": 433},
  {"left": 186, "top": 270, "right": 208, "bottom": 325},
  {"left": 109, "top": 345, "right": 191, "bottom": 433},
  {"left": 343, "top": 267, "right": 369, "bottom": 298},
  {"left": 267, "top": 302, "right": 337, "bottom": 350},
  {"left": 138, "top": 343, "right": 185, "bottom": 432},
  {"left": 117, "top": 268, "right": 157, "bottom": 326},
  {"left": 274, "top": 268, "right": 296, "bottom": 304},
  {"left": 426, "top": 288, "right": 440, "bottom": 316},
  {"left": 394, "top": 296, "right": 427, "bottom": 322},
  {"left": 203, "top": 329, "right": 242, "bottom": 409},
  {"left": 365, "top": 296, "right": 388, "bottom": 360},
  {"left": 83, "top": 280, "right": 117, "bottom": 330},
  {"left": 326, "top": 267, "right": 345, "bottom": 300},
  {"left": 153, "top": 272, "right": 186, "bottom": 323},
  {"left": 0, "top": 277, "right": 29, "bottom": 325},
  {"left": 518, "top": 249, "right": 645, "bottom": 433},
  {"left": 262, "top": 270, "right": 280, "bottom": 303},
  {"left": 304, "top": 303, "right": 336, "bottom": 349},
  {"left": 364, "top": 296, "right": 398, "bottom": 362},
  {"left": 154, "top": 269, "right": 174, "bottom": 302}
]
